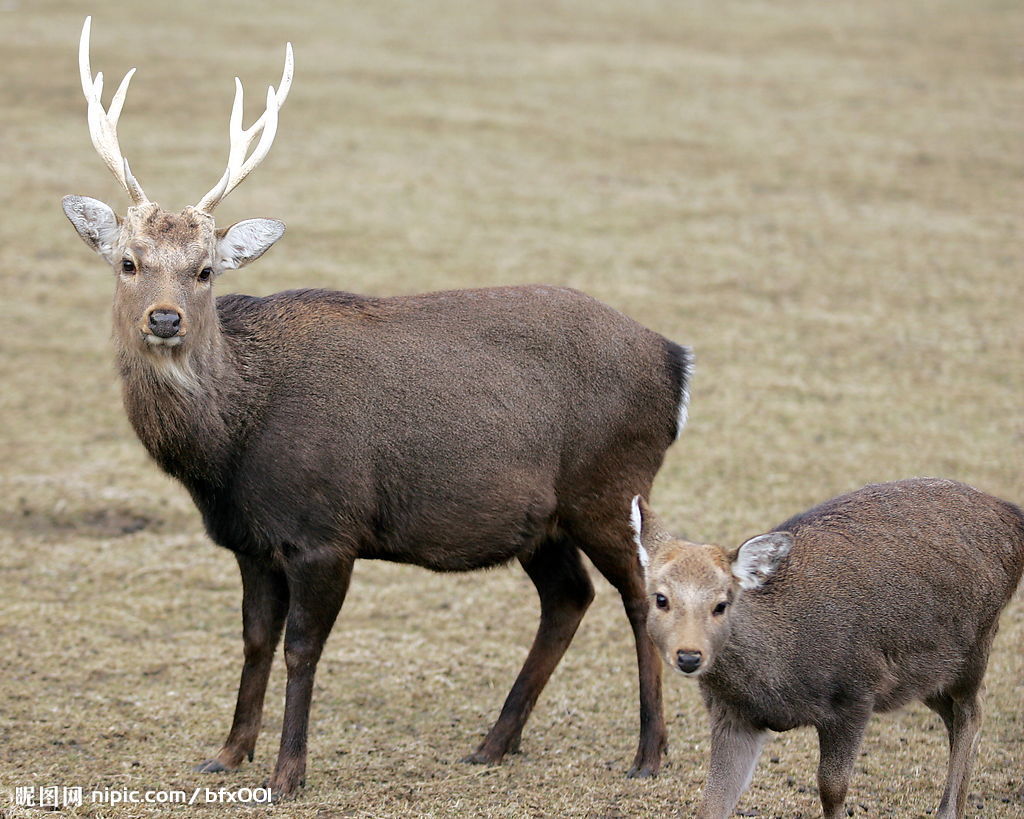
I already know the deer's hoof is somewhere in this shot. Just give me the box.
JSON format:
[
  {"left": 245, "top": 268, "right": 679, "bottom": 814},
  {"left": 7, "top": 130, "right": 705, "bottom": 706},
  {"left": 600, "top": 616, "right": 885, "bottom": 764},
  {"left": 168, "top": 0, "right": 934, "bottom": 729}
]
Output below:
[
  {"left": 195, "top": 758, "right": 231, "bottom": 774},
  {"left": 266, "top": 771, "right": 305, "bottom": 800},
  {"left": 626, "top": 763, "right": 659, "bottom": 779},
  {"left": 460, "top": 750, "right": 503, "bottom": 766}
]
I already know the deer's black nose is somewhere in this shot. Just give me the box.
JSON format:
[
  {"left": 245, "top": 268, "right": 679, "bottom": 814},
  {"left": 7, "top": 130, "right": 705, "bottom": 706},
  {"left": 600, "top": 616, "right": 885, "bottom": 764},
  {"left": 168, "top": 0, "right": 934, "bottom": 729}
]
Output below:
[
  {"left": 677, "top": 650, "right": 703, "bottom": 674},
  {"left": 148, "top": 309, "right": 181, "bottom": 338}
]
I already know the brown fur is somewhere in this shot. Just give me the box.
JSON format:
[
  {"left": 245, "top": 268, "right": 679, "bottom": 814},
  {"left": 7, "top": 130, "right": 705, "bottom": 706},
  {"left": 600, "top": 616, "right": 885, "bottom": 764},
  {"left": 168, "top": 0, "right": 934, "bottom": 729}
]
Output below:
[
  {"left": 63, "top": 202, "right": 692, "bottom": 798},
  {"left": 636, "top": 479, "right": 1024, "bottom": 819}
]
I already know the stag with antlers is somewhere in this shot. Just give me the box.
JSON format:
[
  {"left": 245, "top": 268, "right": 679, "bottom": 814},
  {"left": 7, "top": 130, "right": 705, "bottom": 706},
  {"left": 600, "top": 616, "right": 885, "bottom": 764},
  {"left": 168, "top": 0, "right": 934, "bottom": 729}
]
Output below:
[{"left": 62, "top": 18, "right": 693, "bottom": 798}]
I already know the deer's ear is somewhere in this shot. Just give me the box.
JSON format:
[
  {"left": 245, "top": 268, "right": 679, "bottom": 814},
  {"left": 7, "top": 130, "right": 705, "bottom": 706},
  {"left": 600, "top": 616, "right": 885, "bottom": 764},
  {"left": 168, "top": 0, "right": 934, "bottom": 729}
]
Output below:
[
  {"left": 215, "top": 219, "right": 285, "bottom": 272},
  {"left": 62, "top": 196, "right": 121, "bottom": 263},
  {"left": 630, "top": 495, "right": 666, "bottom": 572},
  {"left": 730, "top": 532, "right": 793, "bottom": 590}
]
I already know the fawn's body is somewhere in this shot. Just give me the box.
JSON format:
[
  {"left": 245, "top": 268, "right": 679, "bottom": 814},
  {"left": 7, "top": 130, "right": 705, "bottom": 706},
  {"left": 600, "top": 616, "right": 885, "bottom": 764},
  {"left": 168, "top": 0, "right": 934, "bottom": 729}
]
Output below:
[{"left": 633, "top": 479, "right": 1024, "bottom": 819}]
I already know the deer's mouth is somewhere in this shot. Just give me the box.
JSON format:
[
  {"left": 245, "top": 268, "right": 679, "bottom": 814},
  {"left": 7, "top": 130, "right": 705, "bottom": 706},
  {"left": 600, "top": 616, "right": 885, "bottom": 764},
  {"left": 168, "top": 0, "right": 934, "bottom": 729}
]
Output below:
[{"left": 142, "top": 331, "right": 184, "bottom": 348}]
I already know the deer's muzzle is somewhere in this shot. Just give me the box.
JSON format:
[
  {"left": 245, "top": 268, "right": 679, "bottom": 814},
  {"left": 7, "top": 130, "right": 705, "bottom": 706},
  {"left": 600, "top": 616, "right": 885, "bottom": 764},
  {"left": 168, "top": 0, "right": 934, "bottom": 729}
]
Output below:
[{"left": 148, "top": 308, "right": 181, "bottom": 338}]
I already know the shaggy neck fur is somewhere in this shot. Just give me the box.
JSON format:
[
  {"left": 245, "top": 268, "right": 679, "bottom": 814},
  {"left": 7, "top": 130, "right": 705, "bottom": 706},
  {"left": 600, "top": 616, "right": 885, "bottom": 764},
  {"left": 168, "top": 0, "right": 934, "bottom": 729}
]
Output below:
[{"left": 115, "top": 309, "right": 241, "bottom": 488}]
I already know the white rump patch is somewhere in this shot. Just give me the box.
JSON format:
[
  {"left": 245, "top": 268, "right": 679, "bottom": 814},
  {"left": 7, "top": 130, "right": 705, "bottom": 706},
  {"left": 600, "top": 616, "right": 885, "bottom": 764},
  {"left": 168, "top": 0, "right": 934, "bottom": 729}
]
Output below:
[
  {"left": 732, "top": 532, "right": 793, "bottom": 590},
  {"left": 630, "top": 495, "right": 649, "bottom": 569},
  {"left": 675, "top": 346, "right": 694, "bottom": 440}
]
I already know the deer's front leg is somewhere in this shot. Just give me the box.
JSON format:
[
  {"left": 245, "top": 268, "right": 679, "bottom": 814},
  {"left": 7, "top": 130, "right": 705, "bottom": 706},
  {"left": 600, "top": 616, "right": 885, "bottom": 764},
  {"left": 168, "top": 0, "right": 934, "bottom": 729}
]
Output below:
[
  {"left": 816, "top": 714, "right": 869, "bottom": 819},
  {"left": 696, "top": 707, "right": 768, "bottom": 819},
  {"left": 197, "top": 553, "right": 288, "bottom": 773},
  {"left": 267, "top": 547, "right": 352, "bottom": 798}
]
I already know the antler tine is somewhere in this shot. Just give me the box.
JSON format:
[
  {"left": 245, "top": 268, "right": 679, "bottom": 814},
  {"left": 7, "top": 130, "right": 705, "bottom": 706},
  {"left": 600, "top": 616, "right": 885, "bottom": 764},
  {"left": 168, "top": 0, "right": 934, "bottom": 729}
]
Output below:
[
  {"left": 196, "top": 43, "right": 293, "bottom": 214},
  {"left": 78, "top": 17, "right": 149, "bottom": 205}
]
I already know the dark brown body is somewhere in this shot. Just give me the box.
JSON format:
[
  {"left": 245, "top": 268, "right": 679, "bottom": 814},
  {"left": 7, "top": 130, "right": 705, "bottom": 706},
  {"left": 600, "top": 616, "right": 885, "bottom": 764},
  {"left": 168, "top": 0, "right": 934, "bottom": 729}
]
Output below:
[
  {"left": 121, "top": 282, "right": 689, "bottom": 794},
  {"left": 129, "top": 285, "right": 685, "bottom": 567},
  {"left": 61, "top": 21, "right": 689, "bottom": 799}
]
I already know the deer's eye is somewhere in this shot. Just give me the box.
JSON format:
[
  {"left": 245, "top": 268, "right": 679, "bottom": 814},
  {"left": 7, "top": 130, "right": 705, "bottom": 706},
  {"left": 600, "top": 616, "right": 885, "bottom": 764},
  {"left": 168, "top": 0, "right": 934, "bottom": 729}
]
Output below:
[
  {"left": 198, "top": 267, "right": 213, "bottom": 282},
  {"left": 712, "top": 601, "right": 729, "bottom": 616},
  {"left": 121, "top": 258, "right": 136, "bottom": 274},
  {"left": 655, "top": 593, "right": 669, "bottom": 611}
]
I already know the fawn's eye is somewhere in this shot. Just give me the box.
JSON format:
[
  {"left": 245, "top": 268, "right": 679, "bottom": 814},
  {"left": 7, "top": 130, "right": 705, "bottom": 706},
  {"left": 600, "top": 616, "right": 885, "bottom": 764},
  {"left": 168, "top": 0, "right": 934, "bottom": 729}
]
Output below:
[
  {"left": 655, "top": 593, "right": 669, "bottom": 611},
  {"left": 712, "top": 601, "right": 729, "bottom": 616},
  {"left": 121, "top": 258, "right": 136, "bottom": 274},
  {"left": 198, "top": 267, "right": 213, "bottom": 282}
]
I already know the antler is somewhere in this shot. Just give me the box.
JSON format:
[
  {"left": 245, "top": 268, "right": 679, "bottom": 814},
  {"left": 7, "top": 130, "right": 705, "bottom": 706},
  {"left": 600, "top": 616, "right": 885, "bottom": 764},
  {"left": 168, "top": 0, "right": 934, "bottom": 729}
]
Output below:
[
  {"left": 195, "top": 43, "right": 293, "bottom": 213},
  {"left": 78, "top": 17, "right": 149, "bottom": 205}
]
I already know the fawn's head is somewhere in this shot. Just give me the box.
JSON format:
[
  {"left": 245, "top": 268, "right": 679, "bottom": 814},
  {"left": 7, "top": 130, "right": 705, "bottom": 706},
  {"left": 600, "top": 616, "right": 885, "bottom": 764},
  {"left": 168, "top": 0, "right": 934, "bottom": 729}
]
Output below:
[
  {"left": 630, "top": 497, "right": 792, "bottom": 677},
  {"left": 62, "top": 18, "right": 290, "bottom": 365}
]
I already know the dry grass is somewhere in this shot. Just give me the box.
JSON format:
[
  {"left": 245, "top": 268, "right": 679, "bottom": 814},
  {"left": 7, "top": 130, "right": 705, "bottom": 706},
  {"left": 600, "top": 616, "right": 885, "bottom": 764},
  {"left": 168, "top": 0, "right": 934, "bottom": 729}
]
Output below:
[{"left": 1, "top": 0, "right": 1021, "bottom": 816}]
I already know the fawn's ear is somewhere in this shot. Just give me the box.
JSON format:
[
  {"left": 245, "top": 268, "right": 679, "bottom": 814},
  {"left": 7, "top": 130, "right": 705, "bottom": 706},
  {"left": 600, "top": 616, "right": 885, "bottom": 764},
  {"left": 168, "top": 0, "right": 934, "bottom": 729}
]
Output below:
[
  {"left": 215, "top": 219, "right": 285, "bottom": 272},
  {"left": 630, "top": 495, "right": 667, "bottom": 572},
  {"left": 62, "top": 195, "right": 121, "bottom": 263},
  {"left": 730, "top": 532, "right": 793, "bottom": 590},
  {"left": 630, "top": 496, "right": 649, "bottom": 569}
]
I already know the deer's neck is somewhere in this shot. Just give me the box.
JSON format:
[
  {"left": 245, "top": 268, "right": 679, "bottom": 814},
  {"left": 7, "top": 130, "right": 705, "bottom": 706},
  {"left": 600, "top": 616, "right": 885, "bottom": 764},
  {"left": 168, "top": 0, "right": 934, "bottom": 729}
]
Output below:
[{"left": 116, "top": 326, "right": 244, "bottom": 487}]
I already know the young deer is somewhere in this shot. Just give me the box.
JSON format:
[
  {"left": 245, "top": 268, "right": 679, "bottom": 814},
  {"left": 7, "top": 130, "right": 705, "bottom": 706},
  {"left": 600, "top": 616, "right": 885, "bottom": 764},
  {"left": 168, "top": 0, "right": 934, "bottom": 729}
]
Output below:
[
  {"left": 631, "top": 479, "right": 1024, "bottom": 819},
  {"left": 62, "top": 19, "right": 692, "bottom": 797}
]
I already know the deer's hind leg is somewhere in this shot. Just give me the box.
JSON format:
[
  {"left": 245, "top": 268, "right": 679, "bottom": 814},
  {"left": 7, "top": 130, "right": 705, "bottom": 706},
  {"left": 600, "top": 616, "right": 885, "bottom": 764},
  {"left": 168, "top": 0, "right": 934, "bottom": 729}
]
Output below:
[
  {"left": 567, "top": 502, "right": 667, "bottom": 778},
  {"left": 464, "top": 534, "right": 594, "bottom": 765}
]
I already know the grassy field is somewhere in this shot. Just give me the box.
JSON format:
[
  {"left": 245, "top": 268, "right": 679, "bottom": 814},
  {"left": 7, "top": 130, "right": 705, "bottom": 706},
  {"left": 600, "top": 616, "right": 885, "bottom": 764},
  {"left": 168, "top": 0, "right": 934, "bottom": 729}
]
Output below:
[{"left": 1, "top": 0, "right": 1021, "bottom": 816}]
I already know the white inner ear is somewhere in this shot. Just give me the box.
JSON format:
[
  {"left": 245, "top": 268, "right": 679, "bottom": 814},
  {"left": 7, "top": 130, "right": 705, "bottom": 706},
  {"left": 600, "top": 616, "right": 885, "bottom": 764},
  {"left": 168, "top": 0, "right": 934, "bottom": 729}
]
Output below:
[
  {"left": 732, "top": 532, "right": 793, "bottom": 590},
  {"left": 62, "top": 195, "right": 120, "bottom": 263},
  {"left": 216, "top": 219, "right": 285, "bottom": 272},
  {"left": 630, "top": 496, "right": 649, "bottom": 569}
]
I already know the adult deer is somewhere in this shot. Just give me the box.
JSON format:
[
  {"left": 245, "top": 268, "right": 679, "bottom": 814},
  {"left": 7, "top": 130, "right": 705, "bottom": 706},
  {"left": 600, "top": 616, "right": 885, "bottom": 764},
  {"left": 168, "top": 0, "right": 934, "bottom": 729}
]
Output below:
[{"left": 62, "top": 18, "right": 692, "bottom": 797}]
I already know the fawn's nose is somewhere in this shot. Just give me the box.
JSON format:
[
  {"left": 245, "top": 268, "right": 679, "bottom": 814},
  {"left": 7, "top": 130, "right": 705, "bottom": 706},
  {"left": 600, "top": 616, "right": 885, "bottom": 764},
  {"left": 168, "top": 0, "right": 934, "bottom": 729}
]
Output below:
[
  {"left": 676, "top": 650, "right": 703, "bottom": 674},
  {"left": 148, "top": 308, "right": 181, "bottom": 338}
]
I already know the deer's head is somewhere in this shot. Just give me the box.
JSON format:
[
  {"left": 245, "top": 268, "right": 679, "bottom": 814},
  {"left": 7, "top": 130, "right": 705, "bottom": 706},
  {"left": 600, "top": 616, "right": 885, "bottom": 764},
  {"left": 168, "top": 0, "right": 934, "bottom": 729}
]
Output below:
[
  {"left": 62, "top": 18, "right": 291, "bottom": 368},
  {"left": 630, "top": 496, "right": 793, "bottom": 677}
]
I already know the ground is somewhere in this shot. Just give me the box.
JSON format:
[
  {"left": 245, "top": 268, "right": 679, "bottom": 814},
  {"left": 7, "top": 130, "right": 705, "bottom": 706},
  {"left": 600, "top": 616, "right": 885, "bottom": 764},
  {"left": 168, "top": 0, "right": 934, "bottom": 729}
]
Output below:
[{"left": 0, "top": 0, "right": 1021, "bottom": 816}]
